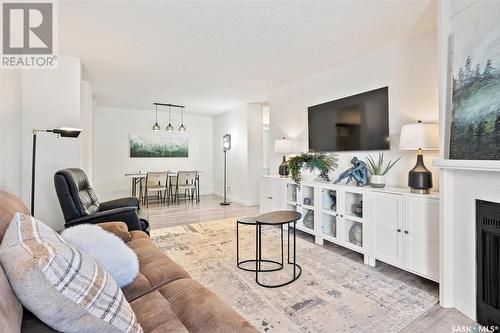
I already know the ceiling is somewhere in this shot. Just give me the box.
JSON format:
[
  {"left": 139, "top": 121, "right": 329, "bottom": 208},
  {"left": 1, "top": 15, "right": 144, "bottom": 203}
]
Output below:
[{"left": 59, "top": 1, "right": 436, "bottom": 115}]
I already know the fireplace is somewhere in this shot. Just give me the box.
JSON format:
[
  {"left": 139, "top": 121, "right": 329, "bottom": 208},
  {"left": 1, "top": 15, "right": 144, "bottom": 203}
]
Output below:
[{"left": 477, "top": 199, "right": 500, "bottom": 326}]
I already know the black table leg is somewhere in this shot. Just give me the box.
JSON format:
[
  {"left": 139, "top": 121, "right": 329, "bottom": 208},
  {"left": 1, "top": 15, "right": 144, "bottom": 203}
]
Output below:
[
  {"left": 236, "top": 222, "right": 239, "bottom": 266},
  {"left": 255, "top": 221, "right": 302, "bottom": 288},
  {"left": 238, "top": 221, "right": 281, "bottom": 272},
  {"left": 132, "top": 177, "right": 136, "bottom": 197}
]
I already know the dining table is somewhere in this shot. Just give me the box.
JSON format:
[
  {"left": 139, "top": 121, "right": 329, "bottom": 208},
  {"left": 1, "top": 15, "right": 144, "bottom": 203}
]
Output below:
[{"left": 124, "top": 171, "right": 203, "bottom": 203}]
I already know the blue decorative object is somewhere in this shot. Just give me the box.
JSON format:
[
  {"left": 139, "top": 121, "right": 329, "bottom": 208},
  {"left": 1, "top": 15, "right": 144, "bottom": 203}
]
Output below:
[{"left": 334, "top": 157, "right": 369, "bottom": 186}]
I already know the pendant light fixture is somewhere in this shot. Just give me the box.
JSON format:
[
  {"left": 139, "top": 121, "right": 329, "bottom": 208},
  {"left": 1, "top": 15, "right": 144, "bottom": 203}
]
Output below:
[
  {"left": 152, "top": 104, "right": 160, "bottom": 131},
  {"left": 179, "top": 106, "right": 186, "bottom": 132},
  {"left": 166, "top": 105, "right": 174, "bottom": 132}
]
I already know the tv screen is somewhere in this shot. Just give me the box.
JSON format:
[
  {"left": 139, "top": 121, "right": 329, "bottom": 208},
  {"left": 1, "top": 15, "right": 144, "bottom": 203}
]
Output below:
[{"left": 308, "top": 87, "right": 389, "bottom": 152}]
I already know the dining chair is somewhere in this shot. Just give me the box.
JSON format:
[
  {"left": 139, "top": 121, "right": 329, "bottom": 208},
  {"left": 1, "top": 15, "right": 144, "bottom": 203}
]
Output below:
[
  {"left": 144, "top": 171, "right": 169, "bottom": 208},
  {"left": 174, "top": 171, "right": 198, "bottom": 204}
]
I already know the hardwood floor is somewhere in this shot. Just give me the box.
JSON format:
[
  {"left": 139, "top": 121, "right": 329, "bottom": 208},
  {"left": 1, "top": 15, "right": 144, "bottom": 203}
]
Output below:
[
  {"left": 146, "top": 194, "right": 475, "bottom": 332},
  {"left": 146, "top": 194, "right": 260, "bottom": 229}
]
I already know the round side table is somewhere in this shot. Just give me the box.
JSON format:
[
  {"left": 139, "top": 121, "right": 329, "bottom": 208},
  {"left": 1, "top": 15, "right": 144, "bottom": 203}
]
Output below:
[
  {"left": 236, "top": 216, "right": 282, "bottom": 272},
  {"left": 255, "top": 210, "right": 302, "bottom": 288}
]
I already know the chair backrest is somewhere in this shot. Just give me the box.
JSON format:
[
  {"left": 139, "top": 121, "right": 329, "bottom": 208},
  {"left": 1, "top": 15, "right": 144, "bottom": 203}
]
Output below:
[
  {"left": 177, "top": 171, "right": 197, "bottom": 185},
  {"left": 54, "top": 168, "right": 100, "bottom": 221},
  {"left": 146, "top": 171, "right": 168, "bottom": 187}
]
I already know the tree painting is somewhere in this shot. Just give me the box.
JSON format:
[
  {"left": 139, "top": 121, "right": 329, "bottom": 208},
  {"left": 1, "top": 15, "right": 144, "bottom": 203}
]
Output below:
[
  {"left": 130, "top": 135, "right": 188, "bottom": 158},
  {"left": 450, "top": 12, "right": 500, "bottom": 160}
]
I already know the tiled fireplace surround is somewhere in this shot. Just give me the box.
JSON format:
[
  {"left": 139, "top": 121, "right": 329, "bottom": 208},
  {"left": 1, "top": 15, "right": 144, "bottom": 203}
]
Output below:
[{"left": 435, "top": 160, "right": 500, "bottom": 321}]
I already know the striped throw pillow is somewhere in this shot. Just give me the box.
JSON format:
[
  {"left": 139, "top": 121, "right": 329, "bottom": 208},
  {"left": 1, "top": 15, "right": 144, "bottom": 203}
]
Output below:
[{"left": 0, "top": 213, "right": 142, "bottom": 333}]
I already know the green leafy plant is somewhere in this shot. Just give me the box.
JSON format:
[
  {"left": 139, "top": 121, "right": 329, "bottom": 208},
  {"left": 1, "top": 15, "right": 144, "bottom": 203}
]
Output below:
[
  {"left": 287, "top": 152, "right": 338, "bottom": 188},
  {"left": 365, "top": 153, "right": 401, "bottom": 176}
]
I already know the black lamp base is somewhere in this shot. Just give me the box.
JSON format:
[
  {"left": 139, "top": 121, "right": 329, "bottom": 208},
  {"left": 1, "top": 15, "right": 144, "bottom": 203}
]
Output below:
[
  {"left": 408, "top": 152, "right": 433, "bottom": 194},
  {"left": 279, "top": 155, "right": 289, "bottom": 177},
  {"left": 220, "top": 201, "right": 230, "bottom": 206}
]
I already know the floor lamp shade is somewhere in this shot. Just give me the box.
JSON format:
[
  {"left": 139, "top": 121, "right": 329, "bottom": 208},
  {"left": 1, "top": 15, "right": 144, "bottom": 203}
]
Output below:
[
  {"left": 223, "top": 134, "right": 231, "bottom": 151},
  {"left": 31, "top": 128, "right": 82, "bottom": 214},
  {"left": 274, "top": 137, "right": 294, "bottom": 177},
  {"left": 399, "top": 121, "right": 439, "bottom": 194},
  {"left": 221, "top": 134, "right": 231, "bottom": 205}
]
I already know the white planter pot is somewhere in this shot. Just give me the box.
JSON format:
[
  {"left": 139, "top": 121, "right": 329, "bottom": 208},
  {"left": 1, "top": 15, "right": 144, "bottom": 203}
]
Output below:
[
  {"left": 370, "top": 175, "right": 386, "bottom": 188},
  {"left": 301, "top": 168, "right": 320, "bottom": 182}
]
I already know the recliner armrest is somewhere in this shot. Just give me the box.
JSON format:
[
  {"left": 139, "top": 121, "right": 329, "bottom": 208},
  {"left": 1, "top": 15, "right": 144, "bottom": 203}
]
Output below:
[
  {"left": 98, "top": 222, "right": 132, "bottom": 242},
  {"left": 66, "top": 207, "right": 142, "bottom": 231},
  {"left": 99, "top": 197, "right": 140, "bottom": 211}
]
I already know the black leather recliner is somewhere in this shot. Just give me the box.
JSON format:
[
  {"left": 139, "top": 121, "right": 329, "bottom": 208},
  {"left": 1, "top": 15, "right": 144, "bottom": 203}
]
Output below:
[{"left": 54, "top": 168, "right": 148, "bottom": 232}]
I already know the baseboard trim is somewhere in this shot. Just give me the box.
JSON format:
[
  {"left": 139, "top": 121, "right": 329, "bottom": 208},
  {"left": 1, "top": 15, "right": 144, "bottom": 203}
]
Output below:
[{"left": 213, "top": 192, "right": 258, "bottom": 207}]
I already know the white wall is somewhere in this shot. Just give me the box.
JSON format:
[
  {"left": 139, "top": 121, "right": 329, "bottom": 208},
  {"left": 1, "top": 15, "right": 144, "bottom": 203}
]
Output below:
[
  {"left": 213, "top": 105, "right": 248, "bottom": 203},
  {"left": 94, "top": 107, "right": 214, "bottom": 200},
  {"left": 247, "top": 104, "right": 265, "bottom": 202},
  {"left": 80, "top": 81, "right": 94, "bottom": 183},
  {"left": 213, "top": 103, "right": 263, "bottom": 205},
  {"left": 268, "top": 29, "right": 440, "bottom": 190},
  {"left": 0, "top": 70, "right": 23, "bottom": 197},
  {"left": 20, "top": 56, "right": 83, "bottom": 230}
]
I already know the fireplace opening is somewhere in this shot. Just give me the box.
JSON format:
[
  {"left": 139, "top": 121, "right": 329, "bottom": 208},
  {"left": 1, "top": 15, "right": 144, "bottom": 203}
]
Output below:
[{"left": 477, "top": 200, "right": 500, "bottom": 327}]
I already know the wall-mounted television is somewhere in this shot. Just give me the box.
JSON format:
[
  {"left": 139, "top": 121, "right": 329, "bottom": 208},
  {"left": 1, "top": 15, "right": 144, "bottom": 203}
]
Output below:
[{"left": 308, "top": 87, "right": 389, "bottom": 152}]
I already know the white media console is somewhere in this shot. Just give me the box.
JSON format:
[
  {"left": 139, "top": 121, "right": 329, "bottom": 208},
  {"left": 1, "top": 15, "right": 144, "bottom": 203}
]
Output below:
[{"left": 260, "top": 175, "right": 439, "bottom": 282}]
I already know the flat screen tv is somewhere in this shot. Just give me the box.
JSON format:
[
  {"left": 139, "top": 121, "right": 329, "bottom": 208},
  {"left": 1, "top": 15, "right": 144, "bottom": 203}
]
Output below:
[{"left": 308, "top": 87, "right": 389, "bottom": 152}]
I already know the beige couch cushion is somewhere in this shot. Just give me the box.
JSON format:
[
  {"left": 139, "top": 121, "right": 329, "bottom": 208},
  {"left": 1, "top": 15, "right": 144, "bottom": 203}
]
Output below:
[
  {"left": 0, "top": 213, "right": 143, "bottom": 333},
  {"left": 0, "top": 191, "right": 29, "bottom": 333},
  {"left": 0, "top": 265, "right": 23, "bottom": 333},
  {"left": 0, "top": 190, "right": 30, "bottom": 243},
  {"left": 122, "top": 231, "right": 190, "bottom": 301}
]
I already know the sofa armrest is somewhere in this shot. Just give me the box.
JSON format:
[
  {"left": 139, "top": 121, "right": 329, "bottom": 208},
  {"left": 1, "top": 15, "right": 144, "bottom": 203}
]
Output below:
[
  {"left": 99, "top": 197, "right": 140, "bottom": 211},
  {"left": 66, "top": 207, "right": 142, "bottom": 231},
  {"left": 99, "top": 222, "right": 132, "bottom": 242}
]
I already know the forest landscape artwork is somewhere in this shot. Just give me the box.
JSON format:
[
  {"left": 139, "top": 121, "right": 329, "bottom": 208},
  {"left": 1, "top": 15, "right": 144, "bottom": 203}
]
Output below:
[
  {"left": 130, "top": 135, "right": 188, "bottom": 158},
  {"left": 449, "top": 13, "right": 500, "bottom": 160}
]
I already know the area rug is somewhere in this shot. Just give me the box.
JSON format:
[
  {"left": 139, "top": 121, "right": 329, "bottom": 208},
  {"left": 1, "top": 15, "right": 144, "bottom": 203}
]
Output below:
[{"left": 152, "top": 219, "right": 438, "bottom": 333}]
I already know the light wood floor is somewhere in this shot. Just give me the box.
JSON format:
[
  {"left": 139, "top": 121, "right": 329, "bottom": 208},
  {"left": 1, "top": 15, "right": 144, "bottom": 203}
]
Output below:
[
  {"left": 145, "top": 194, "right": 475, "bottom": 332},
  {"left": 145, "top": 194, "right": 260, "bottom": 229}
]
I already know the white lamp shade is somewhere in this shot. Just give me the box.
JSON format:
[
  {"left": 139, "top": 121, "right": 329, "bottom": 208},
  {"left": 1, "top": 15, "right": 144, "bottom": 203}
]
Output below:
[
  {"left": 399, "top": 122, "right": 439, "bottom": 150},
  {"left": 274, "top": 138, "right": 294, "bottom": 153}
]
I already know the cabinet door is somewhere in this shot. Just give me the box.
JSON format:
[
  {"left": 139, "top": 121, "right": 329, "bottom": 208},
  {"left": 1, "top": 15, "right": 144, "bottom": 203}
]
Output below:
[
  {"left": 271, "top": 178, "right": 286, "bottom": 211},
  {"left": 259, "top": 178, "right": 273, "bottom": 214},
  {"left": 372, "top": 192, "right": 403, "bottom": 267},
  {"left": 403, "top": 197, "right": 439, "bottom": 281}
]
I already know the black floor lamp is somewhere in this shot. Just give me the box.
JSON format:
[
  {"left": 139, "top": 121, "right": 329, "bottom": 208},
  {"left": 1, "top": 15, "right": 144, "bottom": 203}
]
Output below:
[
  {"left": 31, "top": 127, "right": 82, "bottom": 215},
  {"left": 220, "top": 134, "right": 231, "bottom": 206}
]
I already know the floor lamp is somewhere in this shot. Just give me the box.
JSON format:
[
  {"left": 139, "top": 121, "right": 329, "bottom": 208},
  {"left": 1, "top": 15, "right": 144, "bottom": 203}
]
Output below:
[
  {"left": 220, "top": 134, "right": 231, "bottom": 206},
  {"left": 31, "top": 127, "right": 82, "bottom": 215}
]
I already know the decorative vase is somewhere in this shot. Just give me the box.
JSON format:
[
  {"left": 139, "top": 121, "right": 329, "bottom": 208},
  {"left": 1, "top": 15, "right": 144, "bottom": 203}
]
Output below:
[
  {"left": 349, "top": 224, "right": 363, "bottom": 247},
  {"left": 327, "top": 190, "right": 337, "bottom": 210},
  {"left": 352, "top": 201, "right": 363, "bottom": 218},
  {"left": 303, "top": 210, "right": 314, "bottom": 229},
  {"left": 370, "top": 175, "right": 386, "bottom": 188}
]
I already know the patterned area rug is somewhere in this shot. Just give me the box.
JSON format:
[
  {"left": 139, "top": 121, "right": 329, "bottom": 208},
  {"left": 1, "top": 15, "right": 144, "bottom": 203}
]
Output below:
[{"left": 152, "top": 219, "right": 438, "bottom": 333}]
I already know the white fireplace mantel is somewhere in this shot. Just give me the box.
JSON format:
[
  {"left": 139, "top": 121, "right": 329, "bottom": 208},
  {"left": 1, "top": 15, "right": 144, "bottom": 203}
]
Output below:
[
  {"left": 435, "top": 160, "right": 500, "bottom": 321},
  {"left": 434, "top": 159, "right": 500, "bottom": 172}
]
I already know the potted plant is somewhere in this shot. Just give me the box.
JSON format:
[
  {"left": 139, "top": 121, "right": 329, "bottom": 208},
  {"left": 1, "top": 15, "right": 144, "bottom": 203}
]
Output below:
[
  {"left": 366, "top": 153, "right": 400, "bottom": 188},
  {"left": 288, "top": 152, "right": 338, "bottom": 188}
]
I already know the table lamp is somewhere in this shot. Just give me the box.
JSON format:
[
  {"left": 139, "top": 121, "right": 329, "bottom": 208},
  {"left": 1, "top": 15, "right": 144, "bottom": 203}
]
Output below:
[
  {"left": 274, "top": 137, "right": 294, "bottom": 177},
  {"left": 399, "top": 121, "right": 439, "bottom": 194}
]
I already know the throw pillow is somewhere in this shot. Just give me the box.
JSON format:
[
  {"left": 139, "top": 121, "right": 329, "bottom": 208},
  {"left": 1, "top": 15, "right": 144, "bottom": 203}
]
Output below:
[
  {"left": 61, "top": 224, "right": 139, "bottom": 287},
  {"left": 0, "top": 213, "right": 143, "bottom": 333}
]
